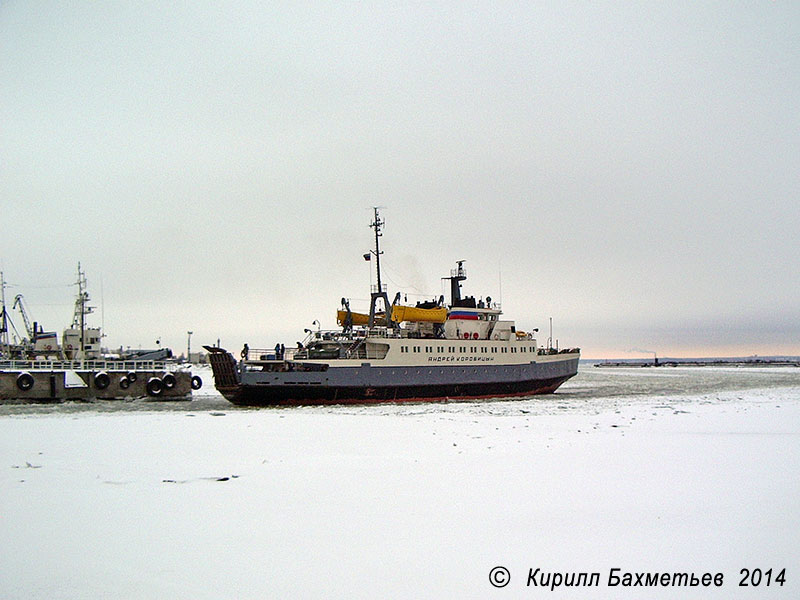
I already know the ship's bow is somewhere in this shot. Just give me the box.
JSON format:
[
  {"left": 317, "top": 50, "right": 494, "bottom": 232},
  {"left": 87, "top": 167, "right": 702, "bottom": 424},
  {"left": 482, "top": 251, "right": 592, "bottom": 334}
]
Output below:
[{"left": 203, "top": 346, "right": 242, "bottom": 401}]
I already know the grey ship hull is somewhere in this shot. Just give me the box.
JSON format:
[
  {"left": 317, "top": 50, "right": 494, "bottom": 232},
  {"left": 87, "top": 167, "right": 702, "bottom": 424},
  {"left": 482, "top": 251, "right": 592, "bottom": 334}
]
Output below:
[
  {"left": 208, "top": 348, "right": 579, "bottom": 406},
  {"left": 0, "top": 364, "right": 199, "bottom": 403}
]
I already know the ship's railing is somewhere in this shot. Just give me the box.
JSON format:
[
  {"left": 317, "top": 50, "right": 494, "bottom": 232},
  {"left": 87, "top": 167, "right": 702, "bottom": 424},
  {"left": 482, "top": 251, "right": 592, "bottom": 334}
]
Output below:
[
  {"left": 355, "top": 327, "right": 402, "bottom": 339},
  {"left": 537, "top": 347, "right": 581, "bottom": 355},
  {"left": 300, "top": 327, "right": 403, "bottom": 344},
  {"left": 242, "top": 347, "right": 298, "bottom": 361},
  {"left": 0, "top": 359, "right": 187, "bottom": 372},
  {"left": 241, "top": 327, "right": 403, "bottom": 363}
]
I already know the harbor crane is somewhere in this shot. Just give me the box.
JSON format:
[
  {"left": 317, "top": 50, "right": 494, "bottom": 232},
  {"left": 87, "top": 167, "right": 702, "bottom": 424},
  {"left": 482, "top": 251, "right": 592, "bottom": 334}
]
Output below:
[
  {"left": 12, "top": 294, "right": 37, "bottom": 341},
  {"left": 11, "top": 293, "right": 59, "bottom": 356}
]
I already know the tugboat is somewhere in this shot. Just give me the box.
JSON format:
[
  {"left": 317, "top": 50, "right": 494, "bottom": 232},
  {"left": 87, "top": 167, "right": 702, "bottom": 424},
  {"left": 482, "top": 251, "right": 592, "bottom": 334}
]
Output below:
[
  {"left": 0, "top": 265, "right": 201, "bottom": 402},
  {"left": 206, "top": 209, "right": 580, "bottom": 406}
]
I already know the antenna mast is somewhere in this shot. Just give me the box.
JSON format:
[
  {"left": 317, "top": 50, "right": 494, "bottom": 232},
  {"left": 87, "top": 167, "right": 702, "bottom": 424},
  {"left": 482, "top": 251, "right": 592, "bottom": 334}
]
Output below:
[
  {"left": 72, "top": 263, "right": 95, "bottom": 356},
  {"left": 0, "top": 272, "right": 9, "bottom": 354},
  {"left": 442, "top": 260, "right": 467, "bottom": 306},
  {"left": 367, "top": 207, "right": 394, "bottom": 328},
  {"left": 371, "top": 207, "right": 384, "bottom": 292}
]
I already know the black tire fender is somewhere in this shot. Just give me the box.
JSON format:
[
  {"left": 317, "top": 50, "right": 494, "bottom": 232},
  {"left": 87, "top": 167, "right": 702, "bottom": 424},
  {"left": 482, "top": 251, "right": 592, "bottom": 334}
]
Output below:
[
  {"left": 94, "top": 372, "right": 110, "bottom": 390},
  {"left": 16, "top": 372, "right": 34, "bottom": 391},
  {"left": 162, "top": 372, "right": 177, "bottom": 389},
  {"left": 146, "top": 377, "right": 163, "bottom": 396}
]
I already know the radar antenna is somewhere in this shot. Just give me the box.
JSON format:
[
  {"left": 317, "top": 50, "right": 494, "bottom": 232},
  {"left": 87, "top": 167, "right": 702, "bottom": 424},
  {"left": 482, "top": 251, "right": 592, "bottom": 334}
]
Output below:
[{"left": 442, "top": 260, "right": 467, "bottom": 306}]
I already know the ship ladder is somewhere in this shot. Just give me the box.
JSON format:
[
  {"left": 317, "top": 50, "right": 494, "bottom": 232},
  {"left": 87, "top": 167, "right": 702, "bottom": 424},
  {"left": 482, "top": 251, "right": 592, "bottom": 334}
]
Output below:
[{"left": 345, "top": 338, "right": 365, "bottom": 359}]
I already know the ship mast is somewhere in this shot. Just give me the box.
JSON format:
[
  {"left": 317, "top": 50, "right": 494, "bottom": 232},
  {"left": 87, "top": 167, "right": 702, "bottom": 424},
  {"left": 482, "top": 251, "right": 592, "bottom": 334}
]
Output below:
[
  {"left": 367, "top": 207, "right": 394, "bottom": 328},
  {"left": 72, "top": 263, "right": 94, "bottom": 357},
  {"left": 0, "top": 271, "right": 9, "bottom": 355},
  {"left": 443, "top": 260, "right": 467, "bottom": 306},
  {"left": 372, "top": 208, "right": 384, "bottom": 293}
]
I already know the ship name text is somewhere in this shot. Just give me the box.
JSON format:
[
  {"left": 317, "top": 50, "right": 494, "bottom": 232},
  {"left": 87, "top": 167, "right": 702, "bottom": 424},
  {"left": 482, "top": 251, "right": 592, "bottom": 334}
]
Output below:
[{"left": 427, "top": 355, "right": 495, "bottom": 363}]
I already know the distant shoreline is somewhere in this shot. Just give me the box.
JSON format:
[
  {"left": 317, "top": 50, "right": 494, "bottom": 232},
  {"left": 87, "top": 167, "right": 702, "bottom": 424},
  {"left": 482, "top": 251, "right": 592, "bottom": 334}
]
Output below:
[{"left": 588, "top": 356, "right": 800, "bottom": 368}]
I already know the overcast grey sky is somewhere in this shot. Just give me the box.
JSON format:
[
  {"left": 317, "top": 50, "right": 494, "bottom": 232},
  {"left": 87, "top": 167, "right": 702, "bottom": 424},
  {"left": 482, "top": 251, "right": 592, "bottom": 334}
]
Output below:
[{"left": 2, "top": 2, "right": 798, "bottom": 358}]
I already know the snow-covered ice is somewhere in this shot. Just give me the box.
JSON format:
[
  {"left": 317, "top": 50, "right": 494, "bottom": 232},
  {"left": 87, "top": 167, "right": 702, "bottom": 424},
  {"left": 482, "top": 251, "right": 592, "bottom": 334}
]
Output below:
[{"left": 2, "top": 366, "right": 799, "bottom": 599}]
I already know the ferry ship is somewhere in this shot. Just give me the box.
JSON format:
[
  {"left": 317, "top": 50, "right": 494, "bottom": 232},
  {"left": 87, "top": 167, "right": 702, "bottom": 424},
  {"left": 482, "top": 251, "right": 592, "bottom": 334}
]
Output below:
[{"left": 206, "top": 210, "right": 580, "bottom": 405}]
